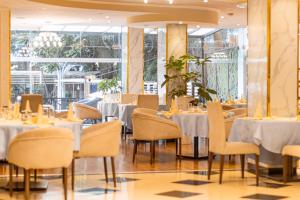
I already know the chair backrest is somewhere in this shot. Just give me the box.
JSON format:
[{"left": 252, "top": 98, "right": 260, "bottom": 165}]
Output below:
[
  {"left": 8, "top": 128, "right": 74, "bottom": 170},
  {"left": 73, "top": 103, "right": 101, "bottom": 120},
  {"left": 137, "top": 95, "right": 159, "bottom": 110},
  {"left": 20, "top": 94, "right": 43, "bottom": 113},
  {"left": 175, "top": 96, "right": 194, "bottom": 111},
  {"left": 80, "top": 120, "right": 122, "bottom": 157},
  {"left": 121, "top": 94, "right": 138, "bottom": 104},
  {"left": 207, "top": 102, "right": 226, "bottom": 154}
]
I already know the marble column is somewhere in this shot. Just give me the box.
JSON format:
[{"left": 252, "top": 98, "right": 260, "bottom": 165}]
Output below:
[
  {"left": 127, "top": 27, "right": 144, "bottom": 94},
  {"left": 247, "top": 0, "right": 298, "bottom": 117},
  {"left": 270, "top": 0, "right": 298, "bottom": 117},
  {"left": 166, "top": 24, "right": 187, "bottom": 104},
  {"left": 0, "top": 8, "right": 11, "bottom": 107}
]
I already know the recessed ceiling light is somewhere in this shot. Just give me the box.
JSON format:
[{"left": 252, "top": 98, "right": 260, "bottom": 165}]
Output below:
[
  {"left": 179, "top": 21, "right": 183, "bottom": 24},
  {"left": 196, "top": 25, "right": 200, "bottom": 28},
  {"left": 169, "top": 0, "right": 174, "bottom": 4},
  {"left": 144, "top": 0, "right": 148, "bottom": 3},
  {"left": 203, "top": 0, "right": 208, "bottom": 3},
  {"left": 220, "top": 16, "right": 225, "bottom": 19},
  {"left": 105, "top": 16, "right": 110, "bottom": 19}
]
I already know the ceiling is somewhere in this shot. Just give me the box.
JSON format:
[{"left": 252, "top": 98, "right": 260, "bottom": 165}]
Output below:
[{"left": 0, "top": 0, "right": 247, "bottom": 31}]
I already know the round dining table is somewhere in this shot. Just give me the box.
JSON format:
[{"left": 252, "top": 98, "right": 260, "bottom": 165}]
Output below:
[{"left": 0, "top": 118, "right": 83, "bottom": 160}]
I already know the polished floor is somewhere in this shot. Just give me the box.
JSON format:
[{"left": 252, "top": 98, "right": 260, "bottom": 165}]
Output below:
[{"left": 0, "top": 140, "right": 298, "bottom": 200}]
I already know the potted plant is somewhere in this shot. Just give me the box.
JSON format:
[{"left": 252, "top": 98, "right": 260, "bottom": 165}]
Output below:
[{"left": 161, "top": 55, "right": 216, "bottom": 103}]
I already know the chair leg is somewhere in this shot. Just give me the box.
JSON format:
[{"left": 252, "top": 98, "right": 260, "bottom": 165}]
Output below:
[
  {"left": 9, "top": 164, "right": 13, "bottom": 197},
  {"left": 71, "top": 159, "right": 75, "bottom": 191},
  {"left": 219, "top": 155, "right": 225, "bottom": 184},
  {"left": 111, "top": 157, "right": 117, "bottom": 187},
  {"left": 15, "top": 166, "right": 18, "bottom": 178},
  {"left": 153, "top": 141, "right": 156, "bottom": 163},
  {"left": 24, "top": 169, "right": 30, "bottom": 200},
  {"left": 150, "top": 141, "right": 154, "bottom": 165},
  {"left": 283, "top": 155, "right": 289, "bottom": 183},
  {"left": 178, "top": 138, "right": 182, "bottom": 160},
  {"left": 208, "top": 152, "right": 214, "bottom": 180},
  {"left": 103, "top": 157, "right": 108, "bottom": 183},
  {"left": 34, "top": 169, "right": 37, "bottom": 182},
  {"left": 132, "top": 140, "right": 138, "bottom": 163},
  {"left": 240, "top": 155, "right": 245, "bottom": 178},
  {"left": 63, "top": 167, "right": 68, "bottom": 200},
  {"left": 255, "top": 154, "right": 260, "bottom": 186}
]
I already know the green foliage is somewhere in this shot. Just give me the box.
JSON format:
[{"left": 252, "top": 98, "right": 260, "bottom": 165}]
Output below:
[
  {"left": 162, "top": 55, "right": 216, "bottom": 101},
  {"left": 98, "top": 77, "right": 120, "bottom": 94}
]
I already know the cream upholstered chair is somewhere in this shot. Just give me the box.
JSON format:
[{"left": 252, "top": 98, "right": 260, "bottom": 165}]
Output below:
[
  {"left": 7, "top": 128, "right": 74, "bottom": 200},
  {"left": 20, "top": 94, "right": 43, "bottom": 113},
  {"left": 282, "top": 145, "right": 300, "bottom": 183},
  {"left": 224, "top": 108, "right": 247, "bottom": 139},
  {"left": 175, "top": 96, "right": 194, "bottom": 111},
  {"left": 73, "top": 103, "right": 102, "bottom": 123},
  {"left": 72, "top": 120, "right": 121, "bottom": 188},
  {"left": 207, "top": 102, "right": 260, "bottom": 185},
  {"left": 121, "top": 94, "right": 138, "bottom": 104},
  {"left": 132, "top": 108, "right": 182, "bottom": 164},
  {"left": 137, "top": 95, "right": 159, "bottom": 110}
]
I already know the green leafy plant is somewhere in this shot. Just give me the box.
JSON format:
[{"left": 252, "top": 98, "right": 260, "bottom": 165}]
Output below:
[
  {"left": 98, "top": 77, "right": 120, "bottom": 94},
  {"left": 162, "top": 55, "right": 217, "bottom": 101}
]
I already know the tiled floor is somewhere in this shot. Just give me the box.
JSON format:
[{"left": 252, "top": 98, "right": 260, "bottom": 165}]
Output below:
[{"left": 0, "top": 170, "right": 299, "bottom": 199}]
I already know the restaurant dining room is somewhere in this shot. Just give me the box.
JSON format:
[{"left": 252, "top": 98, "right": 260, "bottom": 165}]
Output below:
[{"left": 0, "top": 0, "right": 299, "bottom": 199}]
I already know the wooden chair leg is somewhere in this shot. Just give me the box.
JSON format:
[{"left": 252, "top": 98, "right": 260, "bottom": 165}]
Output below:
[
  {"left": 34, "top": 169, "right": 37, "bottom": 182},
  {"left": 219, "top": 155, "right": 225, "bottom": 184},
  {"left": 132, "top": 140, "right": 138, "bottom": 163},
  {"left": 9, "top": 164, "right": 13, "bottom": 197},
  {"left": 111, "top": 157, "right": 117, "bottom": 187},
  {"left": 178, "top": 138, "right": 182, "bottom": 160},
  {"left": 15, "top": 166, "right": 18, "bottom": 178},
  {"left": 150, "top": 141, "right": 155, "bottom": 165},
  {"left": 24, "top": 169, "right": 30, "bottom": 200},
  {"left": 103, "top": 157, "right": 108, "bottom": 183},
  {"left": 255, "top": 154, "right": 259, "bottom": 186},
  {"left": 240, "top": 155, "right": 245, "bottom": 178},
  {"left": 208, "top": 152, "right": 213, "bottom": 180},
  {"left": 63, "top": 167, "right": 68, "bottom": 200},
  {"left": 71, "top": 159, "right": 75, "bottom": 191},
  {"left": 283, "top": 155, "right": 289, "bottom": 183},
  {"left": 153, "top": 141, "right": 156, "bottom": 163}
]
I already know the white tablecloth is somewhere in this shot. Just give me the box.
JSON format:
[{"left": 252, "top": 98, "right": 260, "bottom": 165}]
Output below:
[
  {"left": 229, "top": 118, "right": 300, "bottom": 154},
  {"left": 171, "top": 112, "right": 208, "bottom": 138},
  {"left": 97, "top": 102, "right": 119, "bottom": 118},
  {"left": 0, "top": 119, "right": 83, "bottom": 160}
]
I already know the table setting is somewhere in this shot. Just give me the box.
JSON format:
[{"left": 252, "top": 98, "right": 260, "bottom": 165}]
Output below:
[{"left": 0, "top": 102, "right": 83, "bottom": 160}]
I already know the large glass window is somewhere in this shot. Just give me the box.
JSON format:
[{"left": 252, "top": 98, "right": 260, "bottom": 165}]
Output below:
[{"left": 11, "top": 27, "right": 124, "bottom": 110}]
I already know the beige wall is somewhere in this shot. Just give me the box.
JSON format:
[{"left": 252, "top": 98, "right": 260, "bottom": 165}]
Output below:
[{"left": 0, "top": 8, "right": 10, "bottom": 107}]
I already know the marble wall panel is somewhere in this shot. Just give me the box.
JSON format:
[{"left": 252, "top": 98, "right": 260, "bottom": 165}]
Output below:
[
  {"left": 127, "top": 27, "right": 144, "bottom": 94},
  {"left": 270, "top": 0, "right": 298, "bottom": 117},
  {"left": 247, "top": 0, "right": 268, "bottom": 117}
]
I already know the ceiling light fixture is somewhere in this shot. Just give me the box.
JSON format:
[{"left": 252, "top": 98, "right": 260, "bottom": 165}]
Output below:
[
  {"left": 144, "top": 0, "right": 148, "bottom": 3},
  {"left": 203, "top": 0, "right": 208, "bottom": 3},
  {"left": 179, "top": 21, "right": 183, "bottom": 24},
  {"left": 105, "top": 16, "right": 110, "bottom": 19},
  {"left": 168, "top": 0, "right": 174, "bottom": 4},
  {"left": 220, "top": 16, "right": 225, "bottom": 19}
]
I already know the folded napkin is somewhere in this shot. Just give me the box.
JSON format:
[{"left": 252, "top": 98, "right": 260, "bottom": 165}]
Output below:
[
  {"left": 66, "top": 103, "right": 82, "bottom": 122},
  {"left": 24, "top": 100, "right": 32, "bottom": 113}
]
